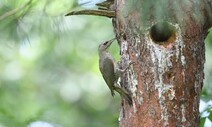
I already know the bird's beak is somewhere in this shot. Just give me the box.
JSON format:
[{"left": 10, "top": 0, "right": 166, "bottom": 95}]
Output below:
[{"left": 104, "top": 38, "right": 116, "bottom": 49}]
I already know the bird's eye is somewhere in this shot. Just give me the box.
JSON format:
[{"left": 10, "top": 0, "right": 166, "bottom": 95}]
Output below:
[{"left": 103, "top": 41, "right": 108, "bottom": 45}]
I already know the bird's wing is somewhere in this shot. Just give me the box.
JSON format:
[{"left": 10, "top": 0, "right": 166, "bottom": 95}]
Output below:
[{"left": 100, "top": 57, "right": 116, "bottom": 87}]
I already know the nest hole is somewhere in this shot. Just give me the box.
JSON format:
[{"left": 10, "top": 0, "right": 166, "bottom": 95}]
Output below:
[{"left": 150, "top": 22, "right": 176, "bottom": 45}]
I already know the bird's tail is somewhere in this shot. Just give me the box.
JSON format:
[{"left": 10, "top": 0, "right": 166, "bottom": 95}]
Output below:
[{"left": 114, "top": 86, "right": 132, "bottom": 105}]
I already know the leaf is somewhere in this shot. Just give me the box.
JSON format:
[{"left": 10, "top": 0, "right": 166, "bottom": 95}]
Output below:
[{"left": 200, "top": 117, "right": 206, "bottom": 127}]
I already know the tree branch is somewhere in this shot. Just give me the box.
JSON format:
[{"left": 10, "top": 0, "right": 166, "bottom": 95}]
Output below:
[{"left": 0, "top": 0, "right": 33, "bottom": 21}]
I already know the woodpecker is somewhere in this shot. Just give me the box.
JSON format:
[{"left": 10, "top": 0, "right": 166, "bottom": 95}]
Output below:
[{"left": 98, "top": 38, "right": 132, "bottom": 104}]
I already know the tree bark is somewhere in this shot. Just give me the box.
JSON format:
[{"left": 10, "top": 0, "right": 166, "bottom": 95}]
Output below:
[{"left": 113, "top": 0, "right": 212, "bottom": 127}]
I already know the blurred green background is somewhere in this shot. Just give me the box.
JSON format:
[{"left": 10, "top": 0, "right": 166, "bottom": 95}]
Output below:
[{"left": 0, "top": 0, "right": 211, "bottom": 127}]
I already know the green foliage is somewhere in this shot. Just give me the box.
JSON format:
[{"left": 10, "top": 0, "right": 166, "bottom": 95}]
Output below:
[
  {"left": 206, "top": 27, "right": 212, "bottom": 47},
  {"left": 0, "top": 0, "right": 120, "bottom": 127},
  {"left": 203, "top": 29, "right": 212, "bottom": 100},
  {"left": 200, "top": 100, "right": 212, "bottom": 127}
]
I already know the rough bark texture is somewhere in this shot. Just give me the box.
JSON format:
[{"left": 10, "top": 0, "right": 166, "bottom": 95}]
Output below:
[{"left": 113, "top": 0, "right": 212, "bottom": 127}]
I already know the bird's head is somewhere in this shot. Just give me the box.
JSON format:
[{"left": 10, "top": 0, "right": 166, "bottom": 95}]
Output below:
[{"left": 98, "top": 38, "right": 116, "bottom": 52}]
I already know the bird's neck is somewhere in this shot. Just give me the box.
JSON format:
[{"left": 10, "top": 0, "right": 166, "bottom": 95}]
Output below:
[{"left": 99, "top": 51, "right": 108, "bottom": 57}]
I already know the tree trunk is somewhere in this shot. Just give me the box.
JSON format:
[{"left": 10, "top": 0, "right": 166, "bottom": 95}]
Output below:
[{"left": 113, "top": 0, "right": 212, "bottom": 126}]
